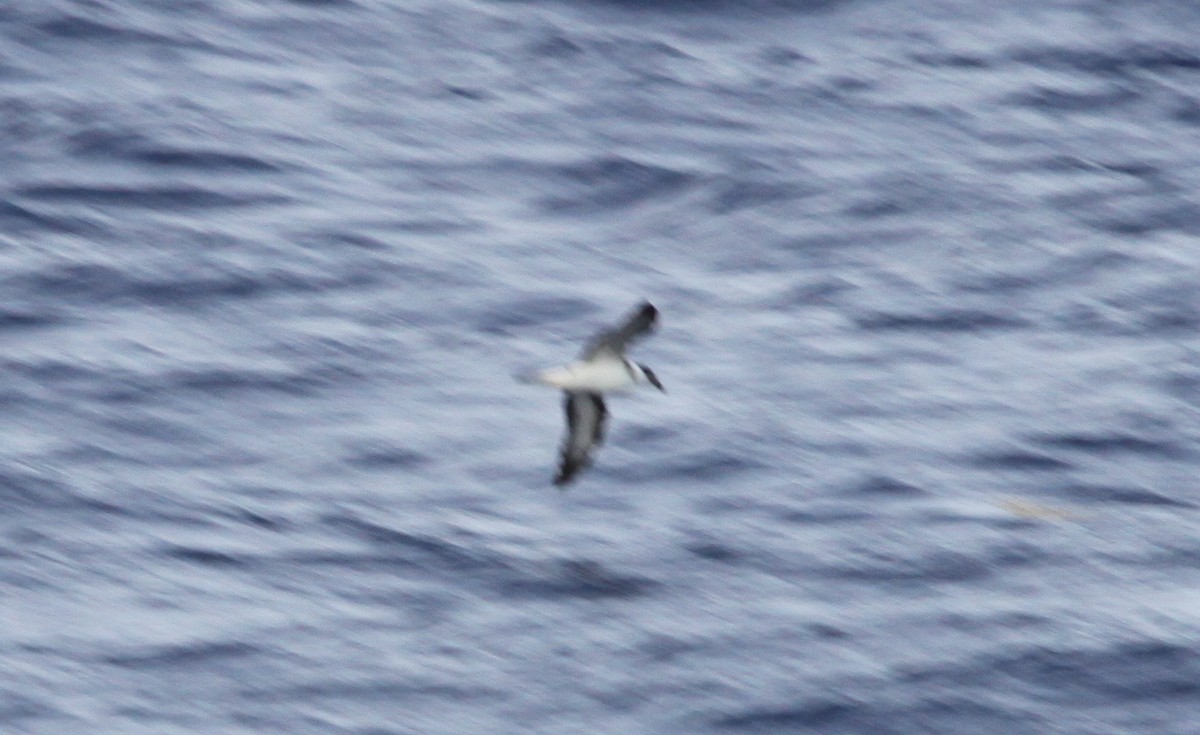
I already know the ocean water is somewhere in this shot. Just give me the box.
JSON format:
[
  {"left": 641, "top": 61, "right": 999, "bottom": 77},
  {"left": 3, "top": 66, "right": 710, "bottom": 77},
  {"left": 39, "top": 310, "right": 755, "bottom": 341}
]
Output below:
[{"left": 3, "top": 0, "right": 1200, "bottom": 732}]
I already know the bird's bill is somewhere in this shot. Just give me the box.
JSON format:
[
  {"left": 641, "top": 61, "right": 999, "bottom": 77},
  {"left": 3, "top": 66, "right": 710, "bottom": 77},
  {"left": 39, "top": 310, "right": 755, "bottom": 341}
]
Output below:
[{"left": 642, "top": 366, "right": 665, "bottom": 392}]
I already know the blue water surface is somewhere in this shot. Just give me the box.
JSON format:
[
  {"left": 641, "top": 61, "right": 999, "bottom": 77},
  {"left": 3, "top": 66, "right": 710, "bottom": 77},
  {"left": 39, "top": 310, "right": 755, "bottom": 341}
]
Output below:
[{"left": 3, "top": 0, "right": 1200, "bottom": 732}]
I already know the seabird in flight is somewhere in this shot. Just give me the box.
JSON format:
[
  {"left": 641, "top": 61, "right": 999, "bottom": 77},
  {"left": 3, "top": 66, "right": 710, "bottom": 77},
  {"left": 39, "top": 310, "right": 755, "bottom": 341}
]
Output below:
[{"left": 520, "top": 301, "right": 665, "bottom": 486}]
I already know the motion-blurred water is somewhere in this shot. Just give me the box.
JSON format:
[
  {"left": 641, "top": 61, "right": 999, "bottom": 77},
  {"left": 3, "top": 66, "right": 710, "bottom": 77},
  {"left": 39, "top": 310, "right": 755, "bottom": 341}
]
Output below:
[{"left": 4, "top": 0, "right": 1200, "bottom": 732}]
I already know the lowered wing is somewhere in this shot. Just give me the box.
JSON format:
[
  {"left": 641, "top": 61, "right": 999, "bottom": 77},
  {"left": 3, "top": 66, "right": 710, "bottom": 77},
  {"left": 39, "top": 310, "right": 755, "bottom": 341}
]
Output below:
[{"left": 554, "top": 392, "right": 608, "bottom": 486}]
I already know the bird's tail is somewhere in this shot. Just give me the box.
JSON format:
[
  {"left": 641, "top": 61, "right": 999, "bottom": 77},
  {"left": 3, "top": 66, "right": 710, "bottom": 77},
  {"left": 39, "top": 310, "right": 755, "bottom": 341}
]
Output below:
[{"left": 513, "top": 370, "right": 544, "bottom": 385}]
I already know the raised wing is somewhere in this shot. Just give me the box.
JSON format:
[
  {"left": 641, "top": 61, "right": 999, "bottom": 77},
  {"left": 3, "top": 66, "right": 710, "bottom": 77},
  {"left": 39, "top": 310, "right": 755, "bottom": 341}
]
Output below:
[
  {"left": 554, "top": 392, "right": 608, "bottom": 486},
  {"left": 581, "top": 301, "right": 658, "bottom": 359}
]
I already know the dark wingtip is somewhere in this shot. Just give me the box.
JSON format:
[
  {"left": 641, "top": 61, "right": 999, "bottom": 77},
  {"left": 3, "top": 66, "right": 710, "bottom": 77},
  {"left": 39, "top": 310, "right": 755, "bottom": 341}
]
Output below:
[{"left": 637, "top": 301, "right": 659, "bottom": 328}]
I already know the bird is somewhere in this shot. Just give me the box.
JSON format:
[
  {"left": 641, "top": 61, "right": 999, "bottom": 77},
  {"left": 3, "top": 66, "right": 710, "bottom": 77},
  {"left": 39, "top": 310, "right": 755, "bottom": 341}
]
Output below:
[{"left": 519, "top": 301, "right": 665, "bottom": 486}]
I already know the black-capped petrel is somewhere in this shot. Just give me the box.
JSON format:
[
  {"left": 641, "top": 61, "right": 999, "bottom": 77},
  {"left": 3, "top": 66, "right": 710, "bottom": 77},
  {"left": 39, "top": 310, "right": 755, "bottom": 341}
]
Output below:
[{"left": 520, "top": 301, "right": 665, "bottom": 486}]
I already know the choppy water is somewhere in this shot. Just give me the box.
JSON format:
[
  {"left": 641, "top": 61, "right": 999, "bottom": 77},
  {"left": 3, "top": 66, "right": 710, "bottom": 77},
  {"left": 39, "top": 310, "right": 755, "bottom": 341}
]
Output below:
[{"left": 4, "top": 0, "right": 1200, "bottom": 732}]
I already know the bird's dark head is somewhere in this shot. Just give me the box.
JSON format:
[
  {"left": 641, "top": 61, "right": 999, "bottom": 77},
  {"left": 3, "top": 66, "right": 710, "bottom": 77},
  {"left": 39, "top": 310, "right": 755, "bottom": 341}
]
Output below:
[{"left": 638, "top": 363, "right": 665, "bottom": 392}]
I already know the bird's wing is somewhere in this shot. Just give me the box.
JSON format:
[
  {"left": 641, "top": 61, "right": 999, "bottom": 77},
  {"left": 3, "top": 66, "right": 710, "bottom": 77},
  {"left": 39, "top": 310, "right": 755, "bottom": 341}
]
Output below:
[
  {"left": 581, "top": 301, "right": 658, "bottom": 359},
  {"left": 554, "top": 392, "right": 608, "bottom": 486}
]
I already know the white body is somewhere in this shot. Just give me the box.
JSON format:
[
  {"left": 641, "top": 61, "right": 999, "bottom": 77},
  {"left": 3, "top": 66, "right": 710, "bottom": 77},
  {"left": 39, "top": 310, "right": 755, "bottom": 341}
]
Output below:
[{"left": 534, "top": 357, "right": 638, "bottom": 393}]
